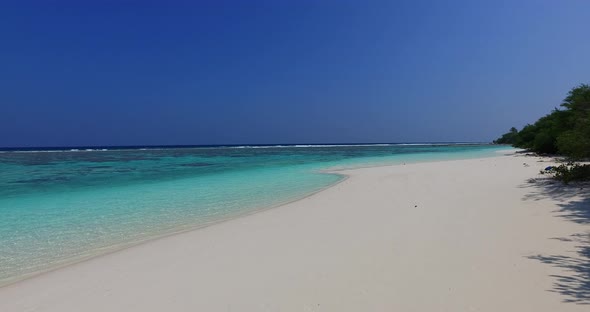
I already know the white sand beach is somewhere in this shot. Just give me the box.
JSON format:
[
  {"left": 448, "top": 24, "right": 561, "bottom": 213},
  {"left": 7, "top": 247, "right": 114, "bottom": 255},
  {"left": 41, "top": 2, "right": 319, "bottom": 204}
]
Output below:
[{"left": 1, "top": 152, "right": 588, "bottom": 311}]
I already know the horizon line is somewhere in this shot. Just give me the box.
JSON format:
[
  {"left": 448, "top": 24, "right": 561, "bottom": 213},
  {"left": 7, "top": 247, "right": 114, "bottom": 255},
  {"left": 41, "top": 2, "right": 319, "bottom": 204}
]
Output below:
[{"left": 0, "top": 141, "right": 494, "bottom": 151}]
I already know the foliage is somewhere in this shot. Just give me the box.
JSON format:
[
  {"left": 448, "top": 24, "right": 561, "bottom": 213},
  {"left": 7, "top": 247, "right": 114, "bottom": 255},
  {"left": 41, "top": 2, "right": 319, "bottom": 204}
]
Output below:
[
  {"left": 496, "top": 84, "right": 590, "bottom": 182},
  {"left": 493, "top": 127, "right": 518, "bottom": 144},
  {"left": 541, "top": 163, "right": 590, "bottom": 184},
  {"left": 495, "top": 84, "right": 590, "bottom": 158}
]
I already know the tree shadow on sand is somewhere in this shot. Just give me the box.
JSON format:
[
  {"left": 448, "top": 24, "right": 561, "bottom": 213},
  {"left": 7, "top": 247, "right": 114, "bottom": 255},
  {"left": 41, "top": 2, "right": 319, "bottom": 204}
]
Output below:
[{"left": 520, "top": 178, "right": 590, "bottom": 305}]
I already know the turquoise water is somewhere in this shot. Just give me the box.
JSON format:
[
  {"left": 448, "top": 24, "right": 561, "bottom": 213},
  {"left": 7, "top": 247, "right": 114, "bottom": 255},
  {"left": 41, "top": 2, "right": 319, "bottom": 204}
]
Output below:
[{"left": 0, "top": 144, "right": 510, "bottom": 284}]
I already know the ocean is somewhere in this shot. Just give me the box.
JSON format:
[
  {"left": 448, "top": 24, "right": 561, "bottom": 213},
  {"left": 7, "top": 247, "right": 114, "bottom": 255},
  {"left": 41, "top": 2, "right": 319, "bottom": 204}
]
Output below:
[{"left": 0, "top": 143, "right": 510, "bottom": 285}]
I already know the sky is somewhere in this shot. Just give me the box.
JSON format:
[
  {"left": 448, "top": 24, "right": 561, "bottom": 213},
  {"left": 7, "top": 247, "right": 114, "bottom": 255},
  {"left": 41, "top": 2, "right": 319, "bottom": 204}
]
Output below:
[{"left": 1, "top": 0, "right": 589, "bottom": 147}]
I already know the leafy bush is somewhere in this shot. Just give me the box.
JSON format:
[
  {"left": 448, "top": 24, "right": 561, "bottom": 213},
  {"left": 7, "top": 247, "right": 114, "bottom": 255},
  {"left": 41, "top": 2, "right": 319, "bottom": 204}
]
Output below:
[
  {"left": 557, "top": 130, "right": 590, "bottom": 160},
  {"left": 541, "top": 162, "right": 590, "bottom": 184},
  {"left": 493, "top": 127, "right": 519, "bottom": 144},
  {"left": 495, "top": 84, "right": 590, "bottom": 158},
  {"left": 497, "top": 84, "right": 590, "bottom": 183}
]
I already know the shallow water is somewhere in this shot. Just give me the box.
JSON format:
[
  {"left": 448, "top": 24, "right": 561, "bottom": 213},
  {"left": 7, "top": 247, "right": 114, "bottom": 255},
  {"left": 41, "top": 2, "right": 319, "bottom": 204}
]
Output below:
[{"left": 0, "top": 144, "right": 510, "bottom": 284}]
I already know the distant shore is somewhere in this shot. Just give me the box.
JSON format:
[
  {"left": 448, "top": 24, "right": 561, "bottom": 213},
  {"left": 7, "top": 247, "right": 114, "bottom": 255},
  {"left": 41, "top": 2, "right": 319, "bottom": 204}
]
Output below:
[{"left": 1, "top": 152, "right": 588, "bottom": 311}]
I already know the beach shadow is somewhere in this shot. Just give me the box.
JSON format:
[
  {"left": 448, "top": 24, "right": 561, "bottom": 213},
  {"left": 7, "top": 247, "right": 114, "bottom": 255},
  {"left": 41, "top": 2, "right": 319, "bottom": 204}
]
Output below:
[{"left": 520, "top": 178, "right": 590, "bottom": 304}]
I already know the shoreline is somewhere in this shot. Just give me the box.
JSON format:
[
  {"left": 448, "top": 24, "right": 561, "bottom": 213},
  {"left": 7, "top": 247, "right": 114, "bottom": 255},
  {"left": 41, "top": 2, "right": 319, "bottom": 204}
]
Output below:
[
  {"left": 0, "top": 173, "right": 350, "bottom": 288},
  {"left": 0, "top": 150, "right": 510, "bottom": 287},
  {"left": 2, "top": 151, "right": 587, "bottom": 311}
]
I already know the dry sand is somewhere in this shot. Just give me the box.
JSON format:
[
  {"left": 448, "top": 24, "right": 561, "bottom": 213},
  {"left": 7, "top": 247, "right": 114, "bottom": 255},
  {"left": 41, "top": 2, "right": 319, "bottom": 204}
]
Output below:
[{"left": 1, "top": 152, "right": 588, "bottom": 311}]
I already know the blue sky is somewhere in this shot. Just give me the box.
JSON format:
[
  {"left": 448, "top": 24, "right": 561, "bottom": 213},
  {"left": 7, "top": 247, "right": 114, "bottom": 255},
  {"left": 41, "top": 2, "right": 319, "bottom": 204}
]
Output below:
[{"left": 1, "top": 0, "right": 589, "bottom": 147}]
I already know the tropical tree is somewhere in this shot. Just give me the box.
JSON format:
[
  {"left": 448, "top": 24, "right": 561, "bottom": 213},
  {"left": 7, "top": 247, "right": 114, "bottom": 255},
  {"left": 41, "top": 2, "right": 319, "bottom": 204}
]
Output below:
[{"left": 495, "top": 84, "right": 590, "bottom": 182}]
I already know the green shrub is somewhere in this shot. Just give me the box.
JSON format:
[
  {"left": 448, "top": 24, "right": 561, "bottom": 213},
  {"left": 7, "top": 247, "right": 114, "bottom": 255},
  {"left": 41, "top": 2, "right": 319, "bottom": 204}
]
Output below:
[
  {"left": 496, "top": 84, "right": 589, "bottom": 158},
  {"left": 557, "top": 130, "right": 590, "bottom": 159},
  {"left": 494, "top": 127, "right": 519, "bottom": 144},
  {"left": 541, "top": 162, "right": 590, "bottom": 184}
]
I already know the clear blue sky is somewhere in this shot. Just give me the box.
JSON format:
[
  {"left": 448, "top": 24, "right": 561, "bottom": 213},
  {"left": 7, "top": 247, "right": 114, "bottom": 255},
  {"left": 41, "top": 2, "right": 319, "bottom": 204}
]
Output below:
[{"left": 1, "top": 0, "right": 589, "bottom": 147}]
